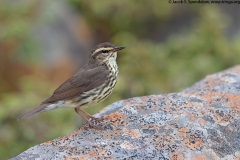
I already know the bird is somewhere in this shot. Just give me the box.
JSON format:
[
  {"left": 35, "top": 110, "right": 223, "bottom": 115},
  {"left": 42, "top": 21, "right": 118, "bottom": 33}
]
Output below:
[{"left": 18, "top": 42, "right": 125, "bottom": 128}]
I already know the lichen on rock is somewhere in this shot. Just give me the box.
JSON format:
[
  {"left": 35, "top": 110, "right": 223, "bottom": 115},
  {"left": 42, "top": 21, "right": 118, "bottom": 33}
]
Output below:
[{"left": 12, "top": 66, "right": 240, "bottom": 160}]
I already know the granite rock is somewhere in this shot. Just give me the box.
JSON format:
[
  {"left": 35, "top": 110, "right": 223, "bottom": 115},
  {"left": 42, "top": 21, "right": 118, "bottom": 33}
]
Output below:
[{"left": 12, "top": 66, "right": 240, "bottom": 160}]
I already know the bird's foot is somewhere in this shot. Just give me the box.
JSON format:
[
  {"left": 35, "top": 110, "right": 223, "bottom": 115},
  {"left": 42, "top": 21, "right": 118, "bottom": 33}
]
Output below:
[
  {"left": 83, "top": 122, "right": 106, "bottom": 130},
  {"left": 89, "top": 116, "right": 104, "bottom": 122},
  {"left": 84, "top": 124, "right": 103, "bottom": 130},
  {"left": 83, "top": 116, "right": 107, "bottom": 130}
]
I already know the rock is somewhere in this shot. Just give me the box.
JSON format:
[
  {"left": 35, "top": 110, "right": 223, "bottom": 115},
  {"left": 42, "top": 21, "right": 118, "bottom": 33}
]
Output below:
[{"left": 12, "top": 66, "right": 240, "bottom": 160}]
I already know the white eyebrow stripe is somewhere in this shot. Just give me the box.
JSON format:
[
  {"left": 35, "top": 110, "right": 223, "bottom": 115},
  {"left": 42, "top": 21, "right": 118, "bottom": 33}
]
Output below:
[{"left": 94, "top": 47, "right": 113, "bottom": 53}]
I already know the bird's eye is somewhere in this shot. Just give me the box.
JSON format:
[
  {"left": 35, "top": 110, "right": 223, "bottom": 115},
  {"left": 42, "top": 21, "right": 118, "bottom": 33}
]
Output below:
[{"left": 102, "top": 50, "right": 108, "bottom": 54}]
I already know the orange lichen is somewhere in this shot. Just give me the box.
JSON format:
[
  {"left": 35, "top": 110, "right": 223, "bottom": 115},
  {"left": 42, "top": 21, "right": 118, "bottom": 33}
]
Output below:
[
  {"left": 193, "top": 155, "right": 208, "bottom": 160},
  {"left": 188, "top": 114, "right": 197, "bottom": 121},
  {"left": 120, "top": 141, "right": 139, "bottom": 149},
  {"left": 123, "top": 129, "right": 142, "bottom": 139},
  {"left": 227, "top": 94, "right": 240, "bottom": 111},
  {"left": 178, "top": 127, "right": 189, "bottom": 139},
  {"left": 179, "top": 127, "right": 189, "bottom": 133},
  {"left": 169, "top": 152, "right": 185, "bottom": 160},
  {"left": 106, "top": 112, "right": 123, "bottom": 121}
]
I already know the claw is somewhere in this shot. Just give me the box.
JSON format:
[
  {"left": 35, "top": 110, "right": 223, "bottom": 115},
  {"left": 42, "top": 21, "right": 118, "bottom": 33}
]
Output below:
[
  {"left": 89, "top": 116, "right": 104, "bottom": 122},
  {"left": 83, "top": 123, "right": 105, "bottom": 130}
]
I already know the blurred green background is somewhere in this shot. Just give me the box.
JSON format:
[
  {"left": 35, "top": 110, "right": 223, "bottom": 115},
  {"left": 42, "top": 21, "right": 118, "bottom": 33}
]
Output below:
[{"left": 1, "top": 0, "right": 240, "bottom": 159}]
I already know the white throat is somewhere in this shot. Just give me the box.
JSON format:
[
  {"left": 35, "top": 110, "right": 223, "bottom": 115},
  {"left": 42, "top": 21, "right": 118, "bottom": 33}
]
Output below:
[{"left": 106, "top": 52, "right": 118, "bottom": 74}]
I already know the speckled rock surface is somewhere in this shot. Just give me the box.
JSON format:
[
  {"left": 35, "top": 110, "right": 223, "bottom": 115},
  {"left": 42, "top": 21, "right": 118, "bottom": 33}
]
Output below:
[{"left": 12, "top": 66, "right": 240, "bottom": 160}]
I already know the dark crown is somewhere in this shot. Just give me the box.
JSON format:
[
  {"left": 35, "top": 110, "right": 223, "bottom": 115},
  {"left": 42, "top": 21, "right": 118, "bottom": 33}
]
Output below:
[{"left": 92, "top": 42, "right": 115, "bottom": 53}]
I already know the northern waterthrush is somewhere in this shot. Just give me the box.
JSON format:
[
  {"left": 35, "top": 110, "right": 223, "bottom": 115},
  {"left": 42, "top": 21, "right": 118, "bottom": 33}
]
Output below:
[{"left": 18, "top": 42, "right": 125, "bottom": 127}]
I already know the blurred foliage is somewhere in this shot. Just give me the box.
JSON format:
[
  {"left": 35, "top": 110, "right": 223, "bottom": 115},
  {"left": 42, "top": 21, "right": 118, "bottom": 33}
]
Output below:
[{"left": 0, "top": 1, "right": 240, "bottom": 159}]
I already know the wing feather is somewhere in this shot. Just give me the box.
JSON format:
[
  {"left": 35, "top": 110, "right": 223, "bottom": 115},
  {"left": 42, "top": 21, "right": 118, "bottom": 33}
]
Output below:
[{"left": 42, "top": 64, "right": 109, "bottom": 104}]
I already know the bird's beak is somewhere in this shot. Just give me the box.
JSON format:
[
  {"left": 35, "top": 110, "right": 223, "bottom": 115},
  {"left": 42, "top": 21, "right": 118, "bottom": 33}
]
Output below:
[{"left": 113, "top": 46, "right": 125, "bottom": 52}]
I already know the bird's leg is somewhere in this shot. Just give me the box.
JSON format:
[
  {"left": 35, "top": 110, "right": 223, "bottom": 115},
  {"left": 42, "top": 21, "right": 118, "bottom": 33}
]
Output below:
[
  {"left": 74, "top": 108, "right": 91, "bottom": 124},
  {"left": 75, "top": 108, "right": 104, "bottom": 122},
  {"left": 74, "top": 108, "right": 104, "bottom": 129}
]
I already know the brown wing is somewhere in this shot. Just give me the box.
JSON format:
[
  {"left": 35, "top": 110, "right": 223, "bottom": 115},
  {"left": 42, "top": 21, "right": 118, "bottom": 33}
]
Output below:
[{"left": 42, "top": 64, "right": 109, "bottom": 104}]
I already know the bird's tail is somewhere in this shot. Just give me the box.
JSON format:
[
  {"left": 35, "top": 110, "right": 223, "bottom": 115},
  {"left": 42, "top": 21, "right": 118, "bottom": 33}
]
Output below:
[{"left": 17, "top": 104, "right": 48, "bottom": 120}]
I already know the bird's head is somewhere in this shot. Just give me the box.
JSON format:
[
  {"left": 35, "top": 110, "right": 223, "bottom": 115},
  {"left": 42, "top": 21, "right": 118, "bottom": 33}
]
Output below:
[{"left": 90, "top": 42, "right": 125, "bottom": 64}]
